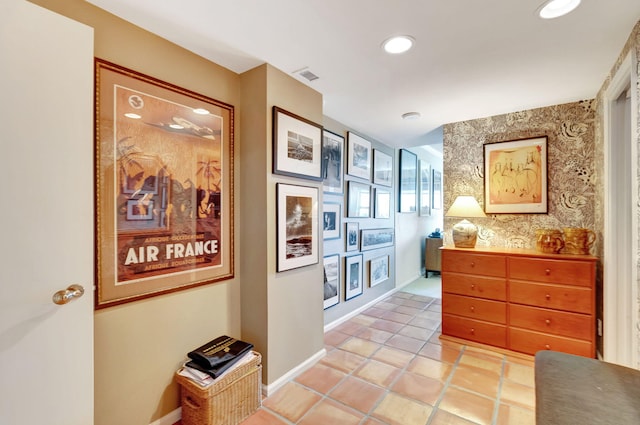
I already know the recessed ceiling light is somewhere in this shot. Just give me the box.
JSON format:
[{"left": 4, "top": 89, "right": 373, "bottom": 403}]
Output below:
[
  {"left": 402, "top": 112, "right": 421, "bottom": 121},
  {"left": 537, "top": 0, "right": 581, "bottom": 19},
  {"left": 382, "top": 35, "right": 415, "bottom": 54}
]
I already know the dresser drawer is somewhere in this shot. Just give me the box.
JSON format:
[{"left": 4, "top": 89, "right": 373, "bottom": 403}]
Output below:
[
  {"left": 442, "top": 273, "right": 506, "bottom": 301},
  {"left": 509, "top": 281, "right": 592, "bottom": 314},
  {"left": 509, "top": 328, "right": 593, "bottom": 357},
  {"left": 442, "top": 250, "right": 506, "bottom": 277},
  {"left": 509, "top": 304, "right": 593, "bottom": 340},
  {"left": 443, "top": 314, "right": 507, "bottom": 347},
  {"left": 442, "top": 293, "right": 506, "bottom": 323},
  {"left": 509, "top": 257, "right": 593, "bottom": 287}
]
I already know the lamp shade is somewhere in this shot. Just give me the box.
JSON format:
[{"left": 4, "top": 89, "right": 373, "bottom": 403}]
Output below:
[{"left": 445, "top": 196, "right": 486, "bottom": 218}]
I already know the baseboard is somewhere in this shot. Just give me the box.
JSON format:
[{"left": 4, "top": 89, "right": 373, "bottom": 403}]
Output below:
[
  {"left": 261, "top": 348, "right": 326, "bottom": 397},
  {"left": 150, "top": 407, "right": 181, "bottom": 425}
]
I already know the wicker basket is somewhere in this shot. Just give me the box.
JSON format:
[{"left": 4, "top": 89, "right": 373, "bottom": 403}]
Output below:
[{"left": 176, "top": 351, "right": 262, "bottom": 425}]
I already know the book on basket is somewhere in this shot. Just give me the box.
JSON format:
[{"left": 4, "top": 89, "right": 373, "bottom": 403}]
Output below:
[
  {"left": 182, "top": 350, "right": 254, "bottom": 382},
  {"left": 187, "top": 335, "right": 254, "bottom": 369}
]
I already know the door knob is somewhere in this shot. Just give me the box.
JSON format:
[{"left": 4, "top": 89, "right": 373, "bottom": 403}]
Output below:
[{"left": 52, "top": 284, "right": 85, "bottom": 305}]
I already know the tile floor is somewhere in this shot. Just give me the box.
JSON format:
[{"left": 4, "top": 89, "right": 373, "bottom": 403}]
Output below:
[{"left": 239, "top": 290, "right": 536, "bottom": 425}]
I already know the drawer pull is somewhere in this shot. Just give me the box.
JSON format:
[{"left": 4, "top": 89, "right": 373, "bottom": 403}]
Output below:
[
  {"left": 470, "top": 306, "right": 475, "bottom": 312},
  {"left": 471, "top": 284, "right": 475, "bottom": 290},
  {"left": 545, "top": 344, "right": 551, "bottom": 350},
  {"left": 545, "top": 319, "right": 551, "bottom": 325},
  {"left": 545, "top": 268, "right": 551, "bottom": 275},
  {"left": 545, "top": 294, "right": 551, "bottom": 300},
  {"left": 470, "top": 262, "right": 475, "bottom": 267},
  {"left": 470, "top": 328, "right": 475, "bottom": 335}
]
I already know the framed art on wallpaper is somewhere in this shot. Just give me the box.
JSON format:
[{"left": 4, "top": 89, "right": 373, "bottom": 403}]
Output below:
[
  {"left": 272, "top": 106, "right": 323, "bottom": 181},
  {"left": 322, "top": 130, "right": 345, "bottom": 194},
  {"left": 345, "top": 254, "right": 363, "bottom": 300},
  {"left": 276, "top": 183, "right": 319, "bottom": 272},
  {"left": 323, "top": 254, "right": 340, "bottom": 309},
  {"left": 347, "top": 132, "right": 372, "bottom": 180},
  {"left": 345, "top": 222, "right": 359, "bottom": 252},
  {"left": 369, "top": 255, "right": 389, "bottom": 287},
  {"left": 399, "top": 149, "right": 418, "bottom": 212},
  {"left": 373, "top": 149, "right": 393, "bottom": 186},
  {"left": 483, "top": 136, "right": 548, "bottom": 213},
  {"left": 419, "top": 160, "right": 431, "bottom": 216},
  {"left": 322, "top": 202, "right": 341, "bottom": 240},
  {"left": 94, "top": 58, "right": 234, "bottom": 308}
]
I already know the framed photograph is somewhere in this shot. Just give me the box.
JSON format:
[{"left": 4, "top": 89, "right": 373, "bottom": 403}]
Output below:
[
  {"left": 373, "top": 150, "right": 393, "bottom": 186},
  {"left": 347, "top": 181, "right": 370, "bottom": 218},
  {"left": 347, "top": 132, "right": 372, "bottom": 180},
  {"left": 276, "top": 183, "right": 319, "bottom": 272},
  {"left": 323, "top": 202, "right": 341, "bottom": 240},
  {"left": 95, "top": 59, "right": 234, "bottom": 308},
  {"left": 323, "top": 255, "right": 340, "bottom": 309},
  {"left": 432, "top": 169, "right": 442, "bottom": 210},
  {"left": 419, "top": 161, "right": 431, "bottom": 216},
  {"left": 322, "top": 130, "right": 345, "bottom": 194},
  {"left": 360, "top": 228, "right": 394, "bottom": 251},
  {"left": 345, "top": 254, "right": 363, "bottom": 301},
  {"left": 369, "top": 255, "right": 390, "bottom": 287},
  {"left": 272, "top": 106, "right": 323, "bottom": 181},
  {"left": 399, "top": 149, "right": 418, "bottom": 212},
  {"left": 484, "top": 136, "right": 548, "bottom": 214},
  {"left": 345, "top": 222, "right": 359, "bottom": 252},
  {"left": 374, "top": 188, "right": 391, "bottom": 219}
]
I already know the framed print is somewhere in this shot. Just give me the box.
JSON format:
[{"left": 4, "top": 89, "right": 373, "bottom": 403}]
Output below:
[
  {"left": 399, "top": 149, "right": 418, "bottom": 212},
  {"left": 374, "top": 188, "right": 391, "bottom": 219},
  {"left": 360, "top": 228, "right": 395, "bottom": 251},
  {"left": 95, "top": 59, "right": 234, "bottom": 308},
  {"left": 347, "top": 181, "right": 370, "bottom": 218},
  {"left": 373, "top": 150, "right": 393, "bottom": 186},
  {"left": 419, "top": 161, "right": 431, "bottom": 216},
  {"left": 323, "top": 255, "right": 340, "bottom": 309},
  {"left": 432, "top": 169, "right": 442, "bottom": 210},
  {"left": 322, "top": 130, "right": 345, "bottom": 194},
  {"left": 276, "top": 183, "right": 319, "bottom": 272},
  {"left": 347, "top": 132, "right": 372, "bottom": 180},
  {"left": 272, "top": 106, "right": 323, "bottom": 181},
  {"left": 323, "top": 202, "right": 341, "bottom": 240},
  {"left": 484, "top": 136, "right": 548, "bottom": 213},
  {"left": 345, "top": 254, "right": 363, "bottom": 300},
  {"left": 369, "top": 255, "right": 390, "bottom": 287},
  {"left": 345, "top": 222, "right": 359, "bottom": 252}
]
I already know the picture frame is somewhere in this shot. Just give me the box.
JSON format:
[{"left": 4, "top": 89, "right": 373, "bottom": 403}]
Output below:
[
  {"left": 322, "top": 202, "right": 341, "bottom": 240},
  {"left": 419, "top": 161, "right": 431, "bottom": 216},
  {"left": 345, "top": 222, "right": 360, "bottom": 252},
  {"left": 374, "top": 188, "right": 391, "bottom": 219},
  {"left": 347, "top": 132, "right": 372, "bottom": 180},
  {"left": 345, "top": 254, "right": 363, "bottom": 300},
  {"left": 272, "top": 106, "right": 323, "bottom": 181},
  {"left": 432, "top": 169, "right": 442, "bottom": 210},
  {"left": 483, "top": 136, "right": 548, "bottom": 214},
  {"left": 360, "top": 228, "right": 394, "bottom": 251},
  {"left": 347, "top": 181, "right": 370, "bottom": 218},
  {"left": 323, "top": 254, "right": 340, "bottom": 309},
  {"left": 399, "top": 149, "right": 418, "bottom": 212},
  {"left": 95, "top": 58, "right": 234, "bottom": 308},
  {"left": 369, "top": 255, "right": 390, "bottom": 287},
  {"left": 322, "top": 130, "right": 345, "bottom": 194},
  {"left": 276, "top": 183, "right": 319, "bottom": 272},
  {"left": 373, "top": 149, "right": 393, "bottom": 187}
]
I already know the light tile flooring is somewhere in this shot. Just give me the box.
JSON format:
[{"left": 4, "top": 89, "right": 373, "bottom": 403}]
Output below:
[{"left": 239, "top": 288, "right": 536, "bottom": 425}]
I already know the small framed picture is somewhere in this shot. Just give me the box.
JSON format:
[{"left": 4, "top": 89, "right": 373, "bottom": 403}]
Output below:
[
  {"left": 432, "top": 169, "right": 442, "bottom": 210},
  {"left": 360, "top": 228, "right": 394, "bottom": 251},
  {"left": 322, "top": 202, "right": 341, "bottom": 240},
  {"left": 373, "top": 150, "right": 393, "bottom": 187},
  {"left": 345, "top": 222, "right": 359, "bottom": 252},
  {"left": 374, "top": 188, "right": 391, "bottom": 219},
  {"left": 322, "top": 130, "right": 345, "bottom": 194},
  {"left": 345, "top": 254, "right": 363, "bottom": 300},
  {"left": 399, "top": 149, "right": 418, "bottom": 213},
  {"left": 347, "top": 132, "right": 372, "bottom": 180},
  {"left": 347, "top": 181, "right": 370, "bottom": 218},
  {"left": 323, "top": 254, "right": 340, "bottom": 309},
  {"left": 369, "top": 255, "right": 389, "bottom": 287},
  {"left": 419, "top": 161, "right": 431, "bottom": 216}
]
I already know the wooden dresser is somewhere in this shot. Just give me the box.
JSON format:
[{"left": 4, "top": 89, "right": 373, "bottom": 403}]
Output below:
[{"left": 441, "top": 246, "right": 597, "bottom": 358}]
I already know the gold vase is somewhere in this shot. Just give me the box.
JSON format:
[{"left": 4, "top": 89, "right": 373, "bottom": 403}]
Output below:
[{"left": 535, "top": 229, "right": 564, "bottom": 254}]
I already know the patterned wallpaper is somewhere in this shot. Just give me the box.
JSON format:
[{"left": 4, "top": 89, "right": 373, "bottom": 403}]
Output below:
[{"left": 442, "top": 100, "right": 597, "bottom": 250}]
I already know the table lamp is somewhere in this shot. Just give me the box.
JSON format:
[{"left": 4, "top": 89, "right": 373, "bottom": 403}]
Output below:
[{"left": 445, "top": 195, "right": 486, "bottom": 248}]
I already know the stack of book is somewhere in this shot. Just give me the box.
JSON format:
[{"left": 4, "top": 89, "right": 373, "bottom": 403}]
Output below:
[{"left": 178, "top": 335, "right": 253, "bottom": 387}]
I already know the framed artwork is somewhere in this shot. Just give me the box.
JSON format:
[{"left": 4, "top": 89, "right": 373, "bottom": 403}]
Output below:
[
  {"left": 345, "top": 222, "right": 359, "bottom": 252},
  {"left": 347, "top": 132, "right": 372, "bottom": 180},
  {"left": 369, "top": 255, "right": 390, "bottom": 287},
  {"left": 419, "top": 161, "right": 431, "bottom": 216},
  {"left": 432, "top": 169, "right": 442, "bottom": 210},
  {"left": 276, "top": 183, "right": 319, "bottom": 272},
  {"left": 373, "top": 150, "right": 393, "bottom": 186},
  {"left": 399, "top": 149, "right": 418, "bottom": 212},
  {"left": 323, "top": 202, "right": 341, "bottom": 240},
  {"left": 322, "top": 130, "right": 345, "bottom": 194},
  {"left": 272, "top": 106, "right": 323, "bottom": 181},
  {"left": 347, "top": 181, "right": 370, "bottom": 218},
  {"left": 345, "top": 254, "right": 363, "bottom": 300},
  {"left": 374, "top": 188, "right": 391, "bottom": 219},
  {"left": 95, "top": 59, "right": 234, "bottom": 308},
  {"left": 483, "top": 136, "right": 548, "bottom": 213},
  {"left": 323, "top": 255, "right": 340, "bottom": 309},
  {"left": 360, "top": 228, "right": 394, "bottom": 251}
]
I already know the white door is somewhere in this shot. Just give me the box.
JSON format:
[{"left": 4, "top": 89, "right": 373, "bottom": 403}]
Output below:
[{"left": 0, "top": 1, "right": 94, "bottom": 424}]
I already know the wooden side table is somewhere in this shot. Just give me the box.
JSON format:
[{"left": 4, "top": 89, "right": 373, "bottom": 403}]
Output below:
[{"left": 425, "top": 237, "right": 443, "bottom": 276}]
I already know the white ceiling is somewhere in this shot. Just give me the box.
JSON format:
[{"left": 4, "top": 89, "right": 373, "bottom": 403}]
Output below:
[{"left": 87, "top": 0, "right": 640, "bottom": 149}]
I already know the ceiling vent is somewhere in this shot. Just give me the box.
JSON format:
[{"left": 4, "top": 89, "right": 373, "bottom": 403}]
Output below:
[{"left": 293, "top": 67, "right": 319, "bottom": 82}]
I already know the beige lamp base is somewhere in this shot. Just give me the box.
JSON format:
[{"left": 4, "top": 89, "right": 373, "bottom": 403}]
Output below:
[{"left": 452, "top": 219, "right": 478, "bottom": 248}]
